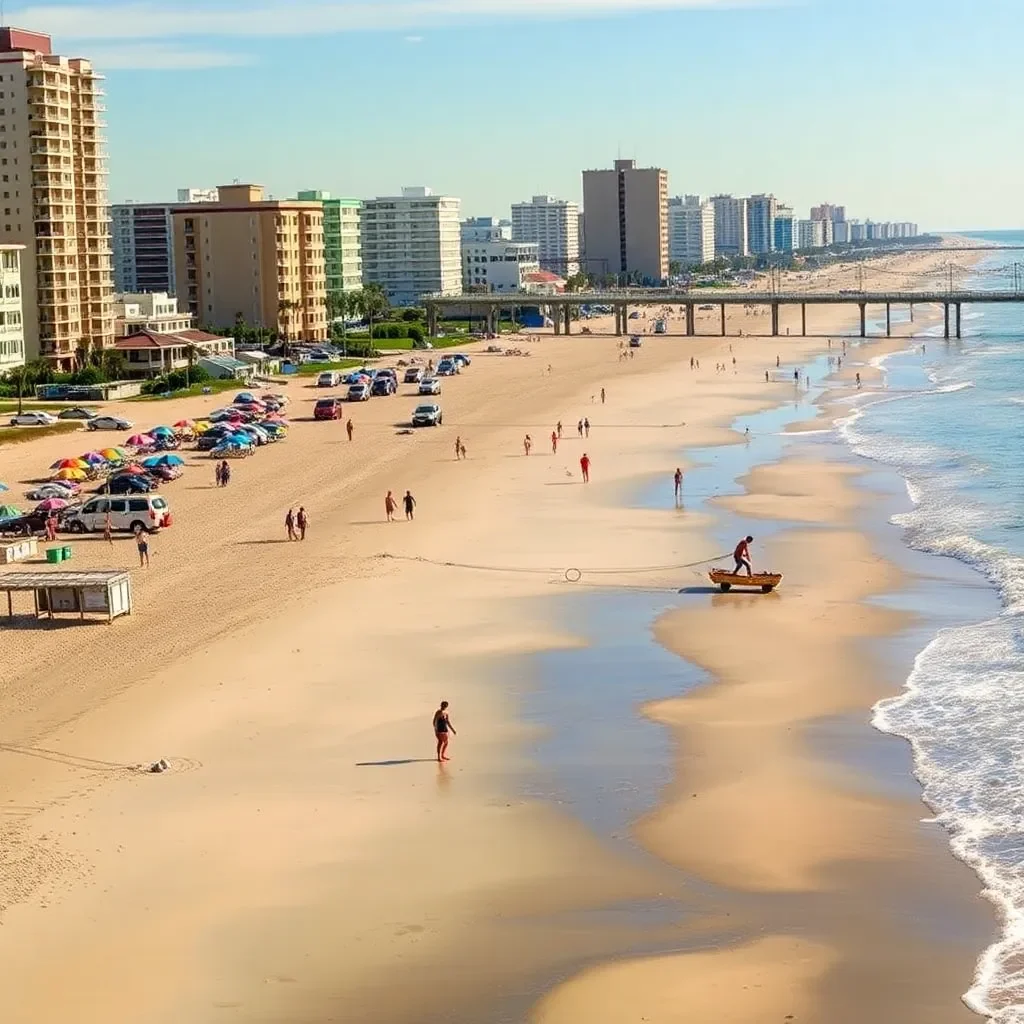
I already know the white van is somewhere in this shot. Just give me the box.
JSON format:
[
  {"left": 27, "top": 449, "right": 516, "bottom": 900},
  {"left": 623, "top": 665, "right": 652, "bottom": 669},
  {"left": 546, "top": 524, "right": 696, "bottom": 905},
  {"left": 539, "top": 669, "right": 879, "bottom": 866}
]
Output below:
[
  {"left": 316, "top": 370, "right": 340, "bottom": 388},
  {"left": 66, "top": 495, "right": 172, "bottom": 534}
]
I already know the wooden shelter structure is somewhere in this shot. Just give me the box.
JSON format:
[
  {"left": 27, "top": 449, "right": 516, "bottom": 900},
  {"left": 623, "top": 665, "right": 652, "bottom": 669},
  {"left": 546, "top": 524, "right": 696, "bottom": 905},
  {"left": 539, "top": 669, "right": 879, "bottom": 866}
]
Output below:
[{"left": 0, "top": 570, "right": 133, "bottom": 623}]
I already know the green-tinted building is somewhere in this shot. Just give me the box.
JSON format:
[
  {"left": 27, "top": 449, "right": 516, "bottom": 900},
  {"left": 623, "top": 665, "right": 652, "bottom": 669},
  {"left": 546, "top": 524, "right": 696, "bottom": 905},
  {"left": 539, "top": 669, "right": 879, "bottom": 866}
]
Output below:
[{"left": 296, "top": 190, "right": 362, "bottom": 301}]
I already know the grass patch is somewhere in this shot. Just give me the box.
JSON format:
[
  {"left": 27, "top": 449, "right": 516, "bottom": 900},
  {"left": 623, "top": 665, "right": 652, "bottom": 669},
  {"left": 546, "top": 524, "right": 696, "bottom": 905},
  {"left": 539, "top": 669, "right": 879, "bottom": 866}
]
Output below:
[
  {"left": 0, "top": 400, "right": 97, "bottom": 413},
  {"left": 293, "top": 359, "right": 366, "bottom": 377},
  {"left": 0, "top": 420, "right": 84, "bottom": 446},
  {"left": 125, "top": 378, "right": 244, "bottom": 402},
  {"left": 377, "top": 336, "right": 466, "bottom": 351}
]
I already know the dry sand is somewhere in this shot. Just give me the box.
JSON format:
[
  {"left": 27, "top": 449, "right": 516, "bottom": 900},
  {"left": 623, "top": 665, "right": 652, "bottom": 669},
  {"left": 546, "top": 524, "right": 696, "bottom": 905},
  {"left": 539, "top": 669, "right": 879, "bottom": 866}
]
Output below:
[{"left": 0, "top": 245, "right": 994, "bottom": 1022}]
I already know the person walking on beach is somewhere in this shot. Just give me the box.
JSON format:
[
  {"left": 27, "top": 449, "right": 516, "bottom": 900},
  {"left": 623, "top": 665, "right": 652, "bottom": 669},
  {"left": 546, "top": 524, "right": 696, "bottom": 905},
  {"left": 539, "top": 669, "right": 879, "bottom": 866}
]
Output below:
[
  {"left": 134, "top": 526, "right": 150, "bottom": 568},
  {"left": 733, "top": 535, "right": 754, "bottom": 577},
  {"left": 214, "top": 462, "right": 223, "bottom": 487},
  {"left": 580, "top": 453, "right": 590, "bottom": 483},
  {"left": 403, "top": 490, "right": 416, "bottom": 521},
  {"left": 220, "top": 461, "right": 231, "bottom": 487},
  {"left": 433, "top": 700, "right": 456, "bottom": 762},
  {"left": 551, "top": 430, "right": 558, "bottom": 454},
  {"left": 285, "top": 507, "right": 296, "bottom": 541},
  {"left": 296, "top": 507, "right": 308, "bottom": 540},
  {"left": 45, "top": 512, "right": 58, "bottom": 542},
  {"left": 577, "top": 419, "right": 583, "bottom": 438},
  {"left": 103, "top": 510, "right": 113, "bottom": 545},
  {"left": 455, "top": 436, "right": 463, "bottom": 460},
  {"left": 556, "top": 421, "right": 563, "bottom": 439},
  {"left": 674, "top": 467, "right": 683, "bottom": 504},
  {"left": 346, "top": 418, "right": 354, "bottom": 442},
  {"left": 523, "top": 434, "right": 532, "bottom": 456},
  {"left": 856, "top": 372, "right": 862, "bottom": 389},
  {"left": 458, "top": 438, "right": 467, "bottom": 460},
  {"left": 385, "top": 490, "right": 397, "bottom": 521},
  {"left": 600, "top": 387, "right": 606, "bottom": 404},
  {"left": 583, "top": 417, "right": 590, "bottom": 438}
]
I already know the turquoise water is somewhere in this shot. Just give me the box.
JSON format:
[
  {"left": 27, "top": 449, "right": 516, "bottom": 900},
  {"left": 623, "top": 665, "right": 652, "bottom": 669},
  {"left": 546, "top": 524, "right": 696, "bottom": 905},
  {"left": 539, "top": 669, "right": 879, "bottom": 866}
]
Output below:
[{"left": 845, "top": 235, "right": 1024, "bottom": 1022}]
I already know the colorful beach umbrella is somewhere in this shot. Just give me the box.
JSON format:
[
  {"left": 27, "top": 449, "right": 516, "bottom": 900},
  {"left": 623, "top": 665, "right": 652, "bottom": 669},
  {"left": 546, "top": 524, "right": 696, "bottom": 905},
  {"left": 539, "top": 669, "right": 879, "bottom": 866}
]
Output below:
[
  {"left": 0, "top": 503, "right": 20, "bottom": 518},
  {"left": 120, "top": 464, "right": 147, "bottom": 475},
  {"left": 54, "top": 468, "right": 87, "bottom": 481},
  {"left": 100, "top": 447, "right": 125, "bottom": 460},
  {"left": 36, "top": 497, "right": 69, "bottom": 511},
  {"left": 173, "top": 419, "right": 194, "bottom": 429},
  {"left": 80, "top": 451, "right": 108, "bottom": 464},
  {"left": 126, "top": 434, "right": 154, "bottom": 447},
  {"left": 51, "top": 457, "right": 87, "bottom": 470},
  {"left": 149, "top": 425, "right": 174, "bottom": 436}
]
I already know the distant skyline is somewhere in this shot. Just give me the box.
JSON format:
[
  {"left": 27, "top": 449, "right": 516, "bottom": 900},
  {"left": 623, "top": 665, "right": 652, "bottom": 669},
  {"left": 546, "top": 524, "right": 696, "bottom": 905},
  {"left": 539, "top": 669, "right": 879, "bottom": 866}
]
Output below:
[{"left": 10, "top": 0, "right": 1024, "bottom": 229}]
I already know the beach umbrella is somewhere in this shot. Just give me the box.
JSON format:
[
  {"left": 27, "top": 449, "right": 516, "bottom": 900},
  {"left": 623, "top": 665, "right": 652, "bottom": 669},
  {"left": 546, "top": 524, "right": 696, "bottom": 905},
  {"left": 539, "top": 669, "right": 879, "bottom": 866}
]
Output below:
[
  {"left": 54, "top": 468, "right": 87, "bottom": 481},
  {"left": 80, "top": 451, "right": 108, "bottom": 464},
  {"left": 100, "top": 447, "right": 125, "bottom": 460},
  {"left": 173, "top": 419, "right": 194, "bottom": 429},
  {"left": 0, "top": 482, "right": 8, "bottom": 492},
  {"left": 120, "top": 464, "right": 147, "bottom": 475},
  {"left": 155, "top": 454, "right": 184, "bottom": 466},
  {"left": 140, "top": 456, "right": 163, "bottom": 468},
  {"left": 193, "top": 420, "right": 210, "bottom": 433},
  {"left": 51, "top": 457, "right": 87, "bottom": 470},
  {"left": 0, "top": 503, "right": 20, "bottom": 518},
  {"left": 36, "top": 497, "right": 69, "bottom": 511},
  {"left": 149, "top": 426, "right": 174, "bottom": 437},
  {"left": 126, "top": 433, "right": 154, "bottom": 447}
]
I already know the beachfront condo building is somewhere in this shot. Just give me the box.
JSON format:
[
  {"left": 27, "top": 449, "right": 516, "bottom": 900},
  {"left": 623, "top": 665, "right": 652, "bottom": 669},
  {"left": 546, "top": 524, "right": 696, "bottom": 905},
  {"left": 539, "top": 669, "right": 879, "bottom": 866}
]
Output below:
[
  {"left": 773, "top": 205, "right": 797, "bottom": 253},
  {"left": 667, "top": 195, "right": 715, "bottom": 267},
  {"left": 0, "top": 28, "right": 113, "bottom": 369},
  {"left": 170, "top": 184, "right": 328, "bottom": 341},
  {"left": 582, "top": 159, "right": 668, "bottom": 284},
  {"left": 711, "top": 195, "right": 748, "bottom": 258},
  {"left": 111, "top": 188, "right": 218, "bottom": 295},
  {"left": 296, "top": 191, "right": 362, "bottom": 302},
  {"left": 0, "top": 243, "right": 25, "bottom": 372},
  {"left": 360, "top": 186, "right": 461, "bottom": 306},
  {"left": 811, "top": 203, "right": 846, "bottom": 224},
  {"left": 510, "top": 195, "right": 580, "bottom": 277},
  {"left": 798, "top": 219, "right": 826, "bottom": 249},
  {"left": 746, "top": 194, "right": 777, "bottom": 255},
  {"left": 461, "top": 217, "right": 539, "bottom": 292}
]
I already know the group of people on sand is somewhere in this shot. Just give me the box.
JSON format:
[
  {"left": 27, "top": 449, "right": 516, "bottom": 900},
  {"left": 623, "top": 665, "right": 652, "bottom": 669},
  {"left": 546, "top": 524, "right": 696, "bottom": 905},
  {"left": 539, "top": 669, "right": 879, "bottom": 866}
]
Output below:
[
  {"left": 284, "top": 507, "right": 308, "bottom": 541},
  {"left": 385, "top": 490, "right": 417, "bottom": 521},
  {"left": 214, "top": 460, "right": 232, "bottom": 487}
]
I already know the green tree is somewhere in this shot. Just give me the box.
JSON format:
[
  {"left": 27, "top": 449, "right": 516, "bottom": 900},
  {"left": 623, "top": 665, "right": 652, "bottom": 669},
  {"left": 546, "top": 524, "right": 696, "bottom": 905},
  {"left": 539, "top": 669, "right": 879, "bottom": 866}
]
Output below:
[
  {"left": 668, "top": 260, "right": 682, "bottom": 277},
  {"left": 183, "top": 343, "right": 200, "bottom": 389},
  {"left": 564, "top": 271, "right": 591, "bottom": 293},
  {"left": 101, "top": 349, "right": 126, "bottom": 381},
  {"left": 355, "top": 283, "right": 389, "bottom": 344}
]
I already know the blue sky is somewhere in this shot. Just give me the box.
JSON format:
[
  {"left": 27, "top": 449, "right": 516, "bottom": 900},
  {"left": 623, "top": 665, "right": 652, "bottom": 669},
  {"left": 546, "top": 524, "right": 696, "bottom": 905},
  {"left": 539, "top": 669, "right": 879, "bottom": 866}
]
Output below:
[{"left": 10, "top": 0, "right": 1023, "bottom": 228}]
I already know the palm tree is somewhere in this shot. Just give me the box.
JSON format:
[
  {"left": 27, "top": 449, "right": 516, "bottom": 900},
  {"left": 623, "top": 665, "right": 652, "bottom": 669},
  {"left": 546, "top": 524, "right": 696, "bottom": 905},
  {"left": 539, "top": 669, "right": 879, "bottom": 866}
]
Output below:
[
  {"left": 359, "top": 283, "right": 389, "bottom": 344},
  {"left": 183, "top": 343, "right": 199, "bottom": 389},
  {"left": 8, "top": 365, "right": 30, "bottom": 414},
  {"left": 277, "top": 299, "right": 301, "bottom": 360}
]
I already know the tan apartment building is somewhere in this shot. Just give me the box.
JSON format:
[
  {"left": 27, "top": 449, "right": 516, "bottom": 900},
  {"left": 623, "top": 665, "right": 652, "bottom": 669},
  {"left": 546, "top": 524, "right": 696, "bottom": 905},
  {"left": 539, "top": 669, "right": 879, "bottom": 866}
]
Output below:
[
  {"left": 171, "top": 184, "right": 327, "bottom": 341},
  {"left": 581, "top": 159, "right": 668, "bottom": 284},
  {"left": 0, "top": 28, "right": 113, "bottom": 368}
]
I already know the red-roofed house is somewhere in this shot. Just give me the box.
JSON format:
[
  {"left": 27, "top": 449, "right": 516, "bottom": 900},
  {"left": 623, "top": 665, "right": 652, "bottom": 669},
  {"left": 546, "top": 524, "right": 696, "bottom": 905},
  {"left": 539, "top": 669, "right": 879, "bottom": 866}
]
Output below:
[
  {"left": 114, "top": 328, "right": 234, "bottom": 378},
  {"left": 523, "top": 270, "right": 566, "bottom": 296}
]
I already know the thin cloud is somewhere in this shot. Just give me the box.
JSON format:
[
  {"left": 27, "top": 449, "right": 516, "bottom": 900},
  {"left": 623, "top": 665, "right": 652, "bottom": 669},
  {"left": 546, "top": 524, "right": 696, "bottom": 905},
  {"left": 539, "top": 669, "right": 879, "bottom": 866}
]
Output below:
[
  {"left": 9, "top": 0, "right": 780, "bottom": 41},
  {"left": 85, "top": 43, "right": 254, "bottom": 69},
  {"left": 404, "top": 35, "right": 423, "bottom": 42}
]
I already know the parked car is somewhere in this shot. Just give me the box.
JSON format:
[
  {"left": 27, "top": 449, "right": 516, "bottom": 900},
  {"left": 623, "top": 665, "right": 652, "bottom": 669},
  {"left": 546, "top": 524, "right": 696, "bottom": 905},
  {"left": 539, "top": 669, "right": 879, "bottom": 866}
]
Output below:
[
  {"left": 100, "top": 474, "right": 158, "bottom": 495},
  {"left": 411, "top": 403, "right": 443, "bottom": 427},
  {"left": 347, "top": 383, "right": 371, "bottom": 402},
  {"left": 371, "top": 376, "right": 396, "bottom": 397},
  {"left": 451, "top": 353, "right": 472, "bottom": 368},
  {"left": 66, "top": 494, "right": 171, "bottom": 534},
  {"left": 316, "top": 370, "right": 341, "bottom": 388},
  {"left": 403, "top": 367, "right": 424, "bottom": 384},
  {"left": 314, "top": 397, "right": 343, "bottom": 420},
  {"left": 377, "top": 367, "right": 398, "bottom": 380},
  {"left": 26, "top": 482, "right": 81, "bottom": 500},
  {"left": 435, "top": 358, "right": 457, "bottom": 376},
  {"left": 9, "top": 411, "right": 58, "bottom": 426},
  {"left": 87, "top": 415, "right": 133, "bottom": 431},
  {"left": 418, "top": 377, "right": 442, "bottom": 395},
  {"left": 57, "top": 406, "right": 97, "bottom": 420}
]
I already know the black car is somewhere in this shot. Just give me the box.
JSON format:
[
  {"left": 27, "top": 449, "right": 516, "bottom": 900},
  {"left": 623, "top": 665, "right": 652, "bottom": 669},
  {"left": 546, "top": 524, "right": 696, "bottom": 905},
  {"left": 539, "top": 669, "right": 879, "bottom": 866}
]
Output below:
[
  {"left": 98, "top": 474, "right": 157, "bottom": 495},
  {"left": 371, "top": 376, "right": 396, "bottom": 396},
  {"left": 57, "top": 406, "right": 97, "bottom": 420},
  {"left": 0, "top": 510, "right": 50, "bottom": 535}
]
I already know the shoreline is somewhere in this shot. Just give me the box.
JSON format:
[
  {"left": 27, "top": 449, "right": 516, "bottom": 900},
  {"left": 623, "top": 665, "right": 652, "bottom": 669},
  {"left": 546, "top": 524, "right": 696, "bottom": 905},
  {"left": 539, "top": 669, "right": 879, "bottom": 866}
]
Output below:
[{"left": 0, "top": 243, "right": 998, "bottom": 1023}]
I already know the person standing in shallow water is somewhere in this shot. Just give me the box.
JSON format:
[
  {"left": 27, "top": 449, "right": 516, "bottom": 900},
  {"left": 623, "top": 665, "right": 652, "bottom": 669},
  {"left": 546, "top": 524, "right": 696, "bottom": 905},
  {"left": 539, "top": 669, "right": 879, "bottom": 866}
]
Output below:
[{"left": 433, "top": 700, "right": 456, "bottom": 761}]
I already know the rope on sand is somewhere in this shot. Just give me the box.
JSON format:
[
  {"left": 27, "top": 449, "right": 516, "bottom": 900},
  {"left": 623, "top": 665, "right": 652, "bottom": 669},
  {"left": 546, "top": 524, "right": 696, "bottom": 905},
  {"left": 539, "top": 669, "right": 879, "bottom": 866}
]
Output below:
[{"left": 377, "top": 553, "right": 730, "bottom": 584}]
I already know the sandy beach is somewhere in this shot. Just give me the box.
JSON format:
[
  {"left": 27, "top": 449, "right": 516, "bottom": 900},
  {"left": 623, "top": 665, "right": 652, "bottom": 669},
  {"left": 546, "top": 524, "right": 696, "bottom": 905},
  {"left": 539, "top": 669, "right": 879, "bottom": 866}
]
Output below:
[{"left": 0, "top": 243, "right": 996, "bottom": 1023}]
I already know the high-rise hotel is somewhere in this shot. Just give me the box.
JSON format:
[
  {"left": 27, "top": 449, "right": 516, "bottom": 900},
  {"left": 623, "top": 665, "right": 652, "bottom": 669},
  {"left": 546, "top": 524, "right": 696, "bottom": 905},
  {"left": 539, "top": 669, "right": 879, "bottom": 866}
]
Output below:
[{"left": 0, "top": 28, "right": 113, "bottom": 367}]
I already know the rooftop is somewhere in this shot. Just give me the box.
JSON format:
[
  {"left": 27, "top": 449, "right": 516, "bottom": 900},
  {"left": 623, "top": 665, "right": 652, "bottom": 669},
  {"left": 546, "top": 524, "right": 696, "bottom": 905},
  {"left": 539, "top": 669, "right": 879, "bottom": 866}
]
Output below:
[{"left": 115, "top": 328, "right": 224, "bottom": 350}]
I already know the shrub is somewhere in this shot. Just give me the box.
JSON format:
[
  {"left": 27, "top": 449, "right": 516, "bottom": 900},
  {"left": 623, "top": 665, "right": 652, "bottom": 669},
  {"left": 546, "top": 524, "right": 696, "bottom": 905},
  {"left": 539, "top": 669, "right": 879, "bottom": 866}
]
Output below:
[
  {"left": 407, "top": 324, "right": 424, "bottom": 344},
  {"left": 401, "top": 307, "right": 424, "bottom": 322}
]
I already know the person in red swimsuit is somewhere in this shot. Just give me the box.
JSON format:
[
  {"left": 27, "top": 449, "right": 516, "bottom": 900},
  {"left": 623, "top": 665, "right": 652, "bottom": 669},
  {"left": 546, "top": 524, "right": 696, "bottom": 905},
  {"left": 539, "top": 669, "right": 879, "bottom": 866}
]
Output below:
[
  {"left": 733, "top": 535, "right": 754, "bottom": 576},
  {"left": 580, "top": 453, "right": 590, "bottom": 483}
]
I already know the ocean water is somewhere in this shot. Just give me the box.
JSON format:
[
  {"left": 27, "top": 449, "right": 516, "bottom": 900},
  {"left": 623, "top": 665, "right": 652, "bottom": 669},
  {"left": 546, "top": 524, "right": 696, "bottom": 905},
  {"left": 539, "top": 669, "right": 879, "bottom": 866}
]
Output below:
[{"left": 839, "top": 234, "right": 1024, "bottom": 1022}]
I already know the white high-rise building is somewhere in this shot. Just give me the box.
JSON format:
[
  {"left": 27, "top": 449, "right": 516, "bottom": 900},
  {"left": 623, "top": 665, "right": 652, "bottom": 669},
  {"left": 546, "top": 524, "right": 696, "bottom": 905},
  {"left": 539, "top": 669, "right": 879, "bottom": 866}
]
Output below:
[
  {"left": 797, "top": 219, "right": 826, "bottom": 249},
  {"left": 667, "top": 196, "right": 715, "bottom": 266},
  {"left": 360, "top": 186, "right": 461, "bottom": 305},
  {"left": 510, "top": 195, "right": 579, "bottom": 277},
  {"left": 711, "top": 195, "right": 748, "bottom": 257},
  {"left": 0, "top": 244, "right": 25, "bottom": 372},
  {"left": 832, "top": 220, "right": 850, "bottom": 244},
  {"left": 460, "top": 217, "right": 539, "bottom": 292},
  {"left": 0, "top": 28, "right": 113, "bottom": 368}
]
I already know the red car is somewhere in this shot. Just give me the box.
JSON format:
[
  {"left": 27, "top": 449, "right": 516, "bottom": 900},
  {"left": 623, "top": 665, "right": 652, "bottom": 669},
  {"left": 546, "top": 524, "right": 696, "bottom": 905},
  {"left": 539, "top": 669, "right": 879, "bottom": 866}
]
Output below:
[{"left": 314, "top": 397, "right": 342, "bottom": 421}]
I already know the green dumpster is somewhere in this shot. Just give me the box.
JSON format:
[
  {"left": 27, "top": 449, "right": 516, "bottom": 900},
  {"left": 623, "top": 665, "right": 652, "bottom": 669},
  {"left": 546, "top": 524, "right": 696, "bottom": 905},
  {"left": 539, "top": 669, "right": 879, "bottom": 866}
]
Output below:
[
  {"left": 46, "top": 547, "right": 63, "bottom": 564},
  {"left": 61, "top": 545, "right": 72, "bottom": 560}
]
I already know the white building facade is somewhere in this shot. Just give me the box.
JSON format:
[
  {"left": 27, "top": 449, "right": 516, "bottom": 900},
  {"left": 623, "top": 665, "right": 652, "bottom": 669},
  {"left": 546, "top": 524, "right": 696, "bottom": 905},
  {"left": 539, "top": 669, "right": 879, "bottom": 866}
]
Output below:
[
  {"left": 461, "top": 218, "right": 539, "bottom": 292},
  {"left": 711, "top": 195, "right": 748, "bottom": 257},
  {"left": 0, "top": 243, "right": 25, "bottom": 372},
  {"left": 798, "top": 219, "right": 826, "bottom": 249},
  {"left": 360, "top": 186, "right": 461, "bottom": 305},
  {"left": 510, "top": 195, "right": 580, "bottom": 277},
  {"left": 113, "top": 292, "right": 193, "bottom": 337},
  {"left": 667, "top": 196, "right": 715, "bottom": 266}
]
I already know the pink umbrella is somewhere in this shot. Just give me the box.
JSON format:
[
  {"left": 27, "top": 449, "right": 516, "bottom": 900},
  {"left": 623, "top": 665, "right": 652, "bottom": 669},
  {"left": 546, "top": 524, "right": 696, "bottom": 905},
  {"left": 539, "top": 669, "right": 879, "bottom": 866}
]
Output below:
[
  {"left": 36, "top": 497, "right": 69, "bottom": 511},
  {"left": 120, "top": 464, "right": 147, "bottom": 475},
  {"left": 126, "top": 433, "right": 155, "bottom": 447}
]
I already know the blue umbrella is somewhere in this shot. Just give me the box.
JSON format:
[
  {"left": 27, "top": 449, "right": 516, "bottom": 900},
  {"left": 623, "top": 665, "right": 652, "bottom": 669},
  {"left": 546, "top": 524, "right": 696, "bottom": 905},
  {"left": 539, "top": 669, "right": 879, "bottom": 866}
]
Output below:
[
  {"left": 156, "top": 454, "right": 184, "bottom": 466},
  {"left": 0, "top": 482, "right": 8, "bottom": 492},
  {"left": 229, "top": 434, "right": 253, "bottom": 445},
  {"left": 141, "top": 457, "right": 163, "bottom": 467},
  {"left": 150, "top": 425, "right": 174, "bottom": 436}
]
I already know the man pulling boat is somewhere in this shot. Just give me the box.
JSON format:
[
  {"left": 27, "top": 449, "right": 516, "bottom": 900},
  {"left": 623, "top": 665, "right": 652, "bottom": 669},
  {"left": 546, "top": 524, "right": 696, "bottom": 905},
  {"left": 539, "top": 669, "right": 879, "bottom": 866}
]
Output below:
[{"left": 734, "top": 535, "right": 754, "bottom": 577}]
